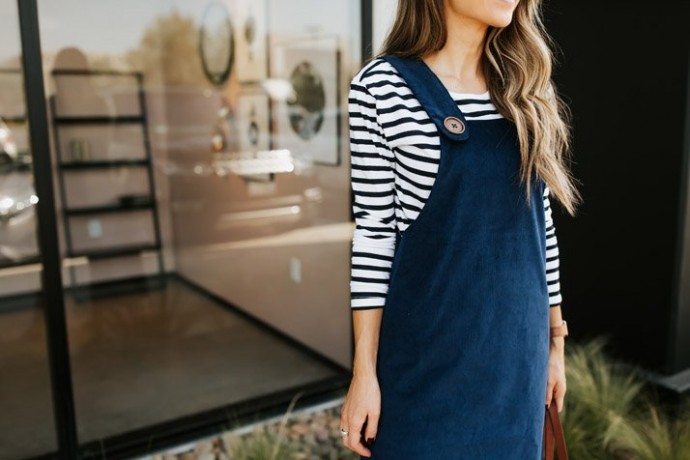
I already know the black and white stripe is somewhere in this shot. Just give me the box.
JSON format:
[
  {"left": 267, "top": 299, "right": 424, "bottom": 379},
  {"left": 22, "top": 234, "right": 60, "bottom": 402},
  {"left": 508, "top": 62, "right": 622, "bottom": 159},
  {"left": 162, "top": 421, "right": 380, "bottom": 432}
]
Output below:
[{"left": 349, "top": 58, "right": 563, "bottom": 310}]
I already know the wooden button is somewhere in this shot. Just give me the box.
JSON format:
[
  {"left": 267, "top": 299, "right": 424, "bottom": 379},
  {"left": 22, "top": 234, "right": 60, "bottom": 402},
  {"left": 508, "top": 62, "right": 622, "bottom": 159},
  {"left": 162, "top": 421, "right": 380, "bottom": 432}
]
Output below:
[{"left": 443, "top": 116, "right": 465, "bottom": 134}]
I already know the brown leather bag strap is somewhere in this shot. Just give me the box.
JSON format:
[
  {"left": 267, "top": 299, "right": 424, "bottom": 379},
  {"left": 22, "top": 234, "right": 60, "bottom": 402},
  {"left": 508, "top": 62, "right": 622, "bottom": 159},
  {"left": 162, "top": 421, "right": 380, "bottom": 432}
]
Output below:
[
  {"left": 544, "top": 405, "right": 555, "bottom": 460},
  {"left": 543, "top": 404, "right": 569, "bottom": 460}
]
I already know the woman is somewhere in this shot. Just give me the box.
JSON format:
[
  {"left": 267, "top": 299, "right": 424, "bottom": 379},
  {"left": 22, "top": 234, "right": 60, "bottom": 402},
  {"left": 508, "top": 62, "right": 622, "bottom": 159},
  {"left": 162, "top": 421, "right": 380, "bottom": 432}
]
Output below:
[{"left": 341, "top": 0, "right": 581, "bottom": 458}]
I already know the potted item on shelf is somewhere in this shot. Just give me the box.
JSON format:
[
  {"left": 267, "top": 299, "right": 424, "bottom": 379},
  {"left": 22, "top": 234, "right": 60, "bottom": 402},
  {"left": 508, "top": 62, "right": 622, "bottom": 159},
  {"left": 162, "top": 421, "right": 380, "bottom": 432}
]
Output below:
[{"left": 69, "top": 138, "right": 90, "bottom": 161}]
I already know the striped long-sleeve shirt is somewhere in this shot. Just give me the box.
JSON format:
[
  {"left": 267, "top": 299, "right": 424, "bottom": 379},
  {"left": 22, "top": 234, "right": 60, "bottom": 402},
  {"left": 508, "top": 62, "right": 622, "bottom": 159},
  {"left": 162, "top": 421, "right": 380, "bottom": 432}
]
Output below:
[{"left": 349, "top": 58, "right": 563, "bottom": 310}]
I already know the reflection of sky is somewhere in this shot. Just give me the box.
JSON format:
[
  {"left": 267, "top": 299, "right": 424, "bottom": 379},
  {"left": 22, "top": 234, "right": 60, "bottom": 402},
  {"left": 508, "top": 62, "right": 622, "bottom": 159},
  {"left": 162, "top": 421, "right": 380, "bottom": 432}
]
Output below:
[
  {"left": 0, "top": 0, "right": 356, "bottom": 63},
  {"left": 37, "top": 0, "right": 204, "bottom": 54}
]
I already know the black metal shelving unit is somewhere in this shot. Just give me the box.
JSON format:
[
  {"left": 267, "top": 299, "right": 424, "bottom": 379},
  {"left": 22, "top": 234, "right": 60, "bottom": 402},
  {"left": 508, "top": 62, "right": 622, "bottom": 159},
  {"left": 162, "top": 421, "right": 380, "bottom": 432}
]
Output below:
[{"left": 50, "top": 69, "right": 164, "bottom": 287}]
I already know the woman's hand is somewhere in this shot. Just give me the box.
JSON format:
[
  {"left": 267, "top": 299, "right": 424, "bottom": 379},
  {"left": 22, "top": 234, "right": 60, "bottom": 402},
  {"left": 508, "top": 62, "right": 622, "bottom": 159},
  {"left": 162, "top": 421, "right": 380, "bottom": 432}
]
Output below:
[
  {"left": 340, "top": 371, "right": 381, "bottom": 457},
  {"left": 545, "top": 336, "right": 566, "bottom": 412}
]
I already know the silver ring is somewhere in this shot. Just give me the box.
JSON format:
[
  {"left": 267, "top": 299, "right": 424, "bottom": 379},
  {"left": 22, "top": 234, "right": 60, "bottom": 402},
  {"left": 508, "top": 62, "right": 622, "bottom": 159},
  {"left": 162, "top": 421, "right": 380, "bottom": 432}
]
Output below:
[{"left": 340, "top": 428, "right": 349, "bottom": 437}]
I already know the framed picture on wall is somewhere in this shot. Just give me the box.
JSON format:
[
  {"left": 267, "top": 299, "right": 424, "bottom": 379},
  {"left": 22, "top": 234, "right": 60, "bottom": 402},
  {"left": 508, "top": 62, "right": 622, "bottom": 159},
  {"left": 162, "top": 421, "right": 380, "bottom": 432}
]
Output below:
[
  {"left": 236, "top": 90, "right": 272, "bottom": 181},
  {"left": 232, "top": 0, "right": 268, "bottom": 83},
  {"left": 270, "top": 36, "right": 341, "bottom": 167}
]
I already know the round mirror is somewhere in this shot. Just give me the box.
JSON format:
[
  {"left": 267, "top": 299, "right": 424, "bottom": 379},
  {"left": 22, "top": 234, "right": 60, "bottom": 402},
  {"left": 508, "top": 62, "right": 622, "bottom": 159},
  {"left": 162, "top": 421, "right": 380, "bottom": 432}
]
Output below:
[{"left": 199, "top": 2, "right": 235, "bottom": 86}]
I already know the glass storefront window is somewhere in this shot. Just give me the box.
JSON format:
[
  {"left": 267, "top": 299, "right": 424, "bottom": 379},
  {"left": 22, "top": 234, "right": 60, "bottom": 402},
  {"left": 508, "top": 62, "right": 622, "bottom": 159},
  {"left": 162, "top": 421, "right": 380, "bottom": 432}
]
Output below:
[{"left": 1, "top": 1, "right": 361, "bottom": 457}]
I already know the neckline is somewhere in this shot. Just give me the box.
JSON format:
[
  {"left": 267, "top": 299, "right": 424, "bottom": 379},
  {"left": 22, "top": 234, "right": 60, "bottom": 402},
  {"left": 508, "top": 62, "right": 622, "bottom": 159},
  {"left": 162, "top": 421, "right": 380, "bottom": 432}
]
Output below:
[
  {"left": 448, "top": 89, "right": 490, "bottom": 99},
  {"left": 416, "top": 58, "right": 490, "bottom": 99}
]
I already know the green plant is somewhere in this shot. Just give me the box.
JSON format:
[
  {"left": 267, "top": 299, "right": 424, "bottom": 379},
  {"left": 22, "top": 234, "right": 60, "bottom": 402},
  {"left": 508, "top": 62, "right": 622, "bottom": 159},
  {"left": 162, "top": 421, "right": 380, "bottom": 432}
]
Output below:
[
  {"left": 226, "top": 424, "right": 300, "bottom": 460},
  {"left": 224, "top": 392, "right": 303, "bottom": 460},
  {"left": 609, "top": 398, "right": 690, "bottom": 460},
  {"left": 562, "top": 336, "right": 690, "bottom": 460},
  {"left": 562, "top": 336, "right": 646, "bottom": 459}
]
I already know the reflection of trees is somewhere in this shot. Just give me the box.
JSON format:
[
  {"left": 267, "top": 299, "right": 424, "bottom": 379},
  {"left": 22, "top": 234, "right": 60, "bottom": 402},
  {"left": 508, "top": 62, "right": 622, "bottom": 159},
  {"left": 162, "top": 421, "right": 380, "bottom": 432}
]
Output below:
[
  {"left": 126, "top": 10, "right": 206, "bottom": 86},
  {"left": 2, "top": 10, "right": 209, "bottom": 87}
]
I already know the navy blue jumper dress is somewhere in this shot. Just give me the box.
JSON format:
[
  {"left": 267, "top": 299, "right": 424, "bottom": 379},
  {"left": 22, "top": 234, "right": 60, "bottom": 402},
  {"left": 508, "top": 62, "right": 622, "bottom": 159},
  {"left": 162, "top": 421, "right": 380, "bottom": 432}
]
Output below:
[{"left": 366, "top": 56, "right": 550, "bottom": 459}]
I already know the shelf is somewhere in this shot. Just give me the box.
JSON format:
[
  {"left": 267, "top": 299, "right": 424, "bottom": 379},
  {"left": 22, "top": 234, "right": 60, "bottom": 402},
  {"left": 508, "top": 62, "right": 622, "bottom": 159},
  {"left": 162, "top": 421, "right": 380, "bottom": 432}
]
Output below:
[
  {"left": 64, "top": 202, "right": 153, "bottom": 216},
  {"left": 68, "top": 244, "right": 160, "bottom": 260},
  {"left": 52, "top": 69, "right": 142, "bottom": 78},
  {"left": 0, "top": 162, "right": 32, "bottom": 173},
  {"left": 54, "top": 115, "right": 144, "bottom": 125},
  {"left": 0, "top": 116, "right": 27, "bottom": 124},
  {"left": 0, "top": 255, "right": 41, "bottom": 269},
  {"left": 60, "top": 159, "right": 149, "bottom": 170}
]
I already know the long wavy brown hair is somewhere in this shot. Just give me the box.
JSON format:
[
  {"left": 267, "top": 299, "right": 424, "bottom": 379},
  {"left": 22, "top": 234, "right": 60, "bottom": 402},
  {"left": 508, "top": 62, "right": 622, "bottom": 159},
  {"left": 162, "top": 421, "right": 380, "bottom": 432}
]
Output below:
[{"left": 378, "top": 0, "right": 581, "bottom": 216}]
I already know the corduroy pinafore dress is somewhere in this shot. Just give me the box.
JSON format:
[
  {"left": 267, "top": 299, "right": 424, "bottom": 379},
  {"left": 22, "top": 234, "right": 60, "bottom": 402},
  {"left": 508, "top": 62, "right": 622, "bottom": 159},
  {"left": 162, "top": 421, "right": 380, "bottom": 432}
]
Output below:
[{"left": 365, "top": 56, "right": 550, "bottom": 459}]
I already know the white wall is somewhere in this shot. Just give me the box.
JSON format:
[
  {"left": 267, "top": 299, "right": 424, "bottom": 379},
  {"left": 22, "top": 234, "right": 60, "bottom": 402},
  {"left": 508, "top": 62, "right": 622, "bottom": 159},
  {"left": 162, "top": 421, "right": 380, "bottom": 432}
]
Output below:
[{"left": 373, "top": 0, "right": 398, "bottom": 54}]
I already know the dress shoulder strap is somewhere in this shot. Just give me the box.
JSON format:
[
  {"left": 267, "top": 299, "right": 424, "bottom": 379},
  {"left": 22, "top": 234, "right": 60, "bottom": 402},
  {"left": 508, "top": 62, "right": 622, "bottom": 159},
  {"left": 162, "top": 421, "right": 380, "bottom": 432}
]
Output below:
[{"left": 379, "top": 54, "right": 471, "bottom": 141}]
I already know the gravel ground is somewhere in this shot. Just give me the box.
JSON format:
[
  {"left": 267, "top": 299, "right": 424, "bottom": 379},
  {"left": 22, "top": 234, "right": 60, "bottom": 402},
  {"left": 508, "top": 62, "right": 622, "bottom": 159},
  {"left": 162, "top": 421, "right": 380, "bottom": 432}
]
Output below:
[{"left": 141, "top": 398, "right": 361, "bottom": 460}]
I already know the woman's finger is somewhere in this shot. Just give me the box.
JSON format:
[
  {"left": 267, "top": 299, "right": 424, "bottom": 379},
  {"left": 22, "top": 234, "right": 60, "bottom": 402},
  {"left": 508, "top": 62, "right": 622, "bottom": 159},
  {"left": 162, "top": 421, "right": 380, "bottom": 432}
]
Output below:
[
  {"left": 339, "top": 401, "right": 349, "bottom": 446},
  {"left": 554, "top": 381, "right": 566, "bottom": 412},
  {"left": 545, "top": 379, "right": 555, "bottom": 407},
  {"left": 339, "top": 396, "right": 350, "bottom": 433},
  {"left": 363, "top": 409, "right": 379, "bottom": 446},
  {"left": 345, "top": 414, "right": 372, "bottom": 457},
  {"left": 557, "top": 394, "right": 565, "bottom": 412}
]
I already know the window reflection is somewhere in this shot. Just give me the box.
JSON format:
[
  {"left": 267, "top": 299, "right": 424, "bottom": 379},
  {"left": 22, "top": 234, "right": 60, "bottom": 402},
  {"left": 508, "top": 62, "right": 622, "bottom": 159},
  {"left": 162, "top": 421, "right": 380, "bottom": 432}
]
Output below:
[{"left": 1, "top": 0, "right": 360, "bottom": 455}]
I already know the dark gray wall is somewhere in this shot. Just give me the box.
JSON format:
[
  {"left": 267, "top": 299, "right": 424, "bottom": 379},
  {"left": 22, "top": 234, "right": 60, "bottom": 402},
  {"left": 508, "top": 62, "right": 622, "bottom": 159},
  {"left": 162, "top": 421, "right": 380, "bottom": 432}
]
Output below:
[{"left": 544, "top": 1, "right": 690, "bottom": 374}]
